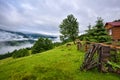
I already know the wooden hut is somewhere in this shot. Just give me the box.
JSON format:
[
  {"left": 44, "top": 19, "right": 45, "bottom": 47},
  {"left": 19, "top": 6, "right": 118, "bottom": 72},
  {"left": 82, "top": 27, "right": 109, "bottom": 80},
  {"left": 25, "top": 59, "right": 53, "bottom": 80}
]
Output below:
[{"left": 105, "top": 22, "right": 120, "bottom": 41}]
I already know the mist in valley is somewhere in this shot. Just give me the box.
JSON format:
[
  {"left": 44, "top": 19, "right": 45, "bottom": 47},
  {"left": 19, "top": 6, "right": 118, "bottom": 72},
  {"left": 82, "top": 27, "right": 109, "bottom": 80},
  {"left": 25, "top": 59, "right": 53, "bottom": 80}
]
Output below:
[
  {"left": 0, "top": 42, "right": 33, "bottom": 54},
  {"left": 0, "top": 29, "right": 58, "bottom": 55}
]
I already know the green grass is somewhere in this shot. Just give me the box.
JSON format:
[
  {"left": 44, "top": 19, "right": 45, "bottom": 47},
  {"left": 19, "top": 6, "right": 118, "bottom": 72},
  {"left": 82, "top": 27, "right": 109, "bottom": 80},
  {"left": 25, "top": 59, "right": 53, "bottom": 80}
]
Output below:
[{"left": 0, "top": 44, "right": 119, "bottom": 80}]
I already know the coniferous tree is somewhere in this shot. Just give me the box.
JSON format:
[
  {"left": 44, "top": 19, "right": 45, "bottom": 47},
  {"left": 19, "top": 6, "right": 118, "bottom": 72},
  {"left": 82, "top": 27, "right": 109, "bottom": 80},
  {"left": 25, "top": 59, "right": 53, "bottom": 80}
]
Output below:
[
  {"left": 80, "top": 17, "right": 111, "bottom": 42},
  {"left": 94, "top": 17, "right": 111, "bottom": 42}
]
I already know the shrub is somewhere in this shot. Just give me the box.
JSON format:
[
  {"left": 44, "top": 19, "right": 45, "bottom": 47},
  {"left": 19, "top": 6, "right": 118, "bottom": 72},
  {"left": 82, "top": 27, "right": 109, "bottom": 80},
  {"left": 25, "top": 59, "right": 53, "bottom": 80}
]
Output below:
[
  {"left": 12, "top": 48, "right": 30, "bottom": 58},
  {"left": 0, "top": 52, "right": 13, "bottom": 60},
  {"left": 32, "top": 38, "right": 53, "bottom": 54}
]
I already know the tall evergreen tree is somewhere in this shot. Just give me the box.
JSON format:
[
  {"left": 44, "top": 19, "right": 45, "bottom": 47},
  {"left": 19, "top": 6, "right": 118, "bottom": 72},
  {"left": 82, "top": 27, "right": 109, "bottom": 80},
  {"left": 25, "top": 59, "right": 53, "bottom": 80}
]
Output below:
[
  {"left": 81, "top": 17, "right": 111, "bottom": 42},
  {"left": 95, "top": 17, "right": 104, "bottom": 29},
  {"left": 94, "top": 17, "right": 111, "bottom": 42},
  {"left": 59, "top": 14, "right": 79, "bottom": 43}
]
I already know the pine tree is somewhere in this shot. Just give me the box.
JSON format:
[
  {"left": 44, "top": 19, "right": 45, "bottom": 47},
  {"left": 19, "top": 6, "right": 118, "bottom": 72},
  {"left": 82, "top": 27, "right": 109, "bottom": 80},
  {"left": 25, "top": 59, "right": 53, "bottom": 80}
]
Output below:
[{"left": 81, "top": 17, "right": 111, "bottom": 42}]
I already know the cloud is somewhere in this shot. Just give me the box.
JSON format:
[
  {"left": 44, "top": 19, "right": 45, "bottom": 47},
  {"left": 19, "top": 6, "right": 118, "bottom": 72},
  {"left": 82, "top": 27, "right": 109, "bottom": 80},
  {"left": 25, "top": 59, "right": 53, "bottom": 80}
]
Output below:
[{"left": 0, "top": 0, "right": 120, "bottom": 35}]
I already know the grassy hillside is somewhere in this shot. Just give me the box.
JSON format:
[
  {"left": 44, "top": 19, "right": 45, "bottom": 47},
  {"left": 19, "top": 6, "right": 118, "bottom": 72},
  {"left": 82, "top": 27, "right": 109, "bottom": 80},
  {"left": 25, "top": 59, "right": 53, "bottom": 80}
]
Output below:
[{"left": 0, "top": 44, "right": 119, "bottom": 80}]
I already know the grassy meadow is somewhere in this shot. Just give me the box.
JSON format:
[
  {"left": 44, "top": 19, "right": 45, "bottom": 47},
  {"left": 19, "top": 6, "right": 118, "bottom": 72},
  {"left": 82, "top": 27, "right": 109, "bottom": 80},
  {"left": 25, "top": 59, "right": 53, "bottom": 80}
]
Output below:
[{"left": 0, "top": 44, "right": 119, "bottom": 80}]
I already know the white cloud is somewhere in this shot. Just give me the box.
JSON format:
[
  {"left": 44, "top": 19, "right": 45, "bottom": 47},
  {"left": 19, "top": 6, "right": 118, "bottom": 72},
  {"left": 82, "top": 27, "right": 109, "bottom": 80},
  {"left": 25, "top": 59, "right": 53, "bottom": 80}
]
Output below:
[
  {"left": 0, "top": 0, "right": 120, "bottom": 35},
  {"left": 21, "top": 3, "right": 35, "bottom": 10}
]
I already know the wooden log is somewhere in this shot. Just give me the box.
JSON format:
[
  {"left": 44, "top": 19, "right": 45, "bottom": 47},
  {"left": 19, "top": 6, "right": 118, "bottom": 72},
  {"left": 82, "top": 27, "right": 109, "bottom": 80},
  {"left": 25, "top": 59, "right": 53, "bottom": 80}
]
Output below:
[{"left": 101, "top": 53, "right": 110, "bottom": 58}]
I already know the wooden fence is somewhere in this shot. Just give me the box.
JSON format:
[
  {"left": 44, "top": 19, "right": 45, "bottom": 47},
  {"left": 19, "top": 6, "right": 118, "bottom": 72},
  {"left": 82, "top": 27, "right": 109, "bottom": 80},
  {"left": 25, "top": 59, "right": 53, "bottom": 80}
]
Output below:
[{"left": 79, "top": 42, "right": 120, "bottom": 74}]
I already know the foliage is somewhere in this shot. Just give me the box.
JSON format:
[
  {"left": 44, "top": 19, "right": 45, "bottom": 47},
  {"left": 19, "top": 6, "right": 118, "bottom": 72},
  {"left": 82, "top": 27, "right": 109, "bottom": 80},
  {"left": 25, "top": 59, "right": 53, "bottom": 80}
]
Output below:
[
  {"left": 0, "top": 52, "right": 13, "bottom": 60},
  {"left": 59, "top": 14, "right": 79, "bottom": 43},
  {"left": 107, "top": 61, "right": 120, "bottom": 69},
  {"left": 79, "top": 17, "right": 111, "bottom": 43},
  {"left": 12, "top": 48, "right": 30, "bottom": 58},
  {"left": 32, "top": 38, "right": 53, "bottom": 54},
  {"left": 0, "top": 48, "right": 31, "bottom": 60}
]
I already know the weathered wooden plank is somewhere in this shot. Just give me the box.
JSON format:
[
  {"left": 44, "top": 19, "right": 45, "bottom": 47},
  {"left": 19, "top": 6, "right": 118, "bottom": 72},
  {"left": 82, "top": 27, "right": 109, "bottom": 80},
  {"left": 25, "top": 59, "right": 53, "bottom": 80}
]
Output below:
[
  {"left": 81, "top": 42, "right": 119, "bottom": 73},
  {"left": 101, "top": 53, "right": 110, "bottom": 58}
]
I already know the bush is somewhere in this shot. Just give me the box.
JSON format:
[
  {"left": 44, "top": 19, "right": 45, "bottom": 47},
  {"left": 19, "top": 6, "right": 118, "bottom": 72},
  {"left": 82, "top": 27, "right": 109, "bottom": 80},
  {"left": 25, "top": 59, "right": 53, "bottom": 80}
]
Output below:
[
  {"left": 12, "top": 48, "right": 30, "bottom": 58},
  {"left": 32, "top": 38, "right": 53, "bottom": 54},
  {"left": 0, "top": 52, "right": 13, "bottom": 60}
]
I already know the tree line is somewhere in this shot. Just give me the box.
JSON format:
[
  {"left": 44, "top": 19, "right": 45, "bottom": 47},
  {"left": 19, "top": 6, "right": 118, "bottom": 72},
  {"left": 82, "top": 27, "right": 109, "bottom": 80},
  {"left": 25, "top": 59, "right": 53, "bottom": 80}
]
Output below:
[{"left": 59, "top": 14, "right": 112, "bottom": 43}]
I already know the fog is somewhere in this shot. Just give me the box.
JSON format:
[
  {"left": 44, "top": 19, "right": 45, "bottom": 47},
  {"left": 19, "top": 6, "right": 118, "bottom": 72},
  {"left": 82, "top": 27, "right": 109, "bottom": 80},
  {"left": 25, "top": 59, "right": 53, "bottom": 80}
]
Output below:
[
  {"left": 0, "top": 43, "right": 33, "bottom": 54},
  {"left": 0, "top": 35, "right": 60, "bottom": 54}
]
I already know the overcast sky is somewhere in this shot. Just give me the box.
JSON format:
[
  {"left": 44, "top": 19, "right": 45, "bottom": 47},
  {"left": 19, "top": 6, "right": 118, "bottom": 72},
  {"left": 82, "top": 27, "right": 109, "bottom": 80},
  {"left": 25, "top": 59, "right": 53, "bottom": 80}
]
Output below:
[{"left": 0, "top": 0, "right": 120, "bottom": 35}]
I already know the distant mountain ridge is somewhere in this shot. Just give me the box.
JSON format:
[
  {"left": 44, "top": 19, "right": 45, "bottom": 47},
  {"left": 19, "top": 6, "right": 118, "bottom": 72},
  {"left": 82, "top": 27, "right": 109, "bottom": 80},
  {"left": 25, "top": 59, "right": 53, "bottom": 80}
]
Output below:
[{"left": 0, "top": 28, "right": 57, "bottom": 42}]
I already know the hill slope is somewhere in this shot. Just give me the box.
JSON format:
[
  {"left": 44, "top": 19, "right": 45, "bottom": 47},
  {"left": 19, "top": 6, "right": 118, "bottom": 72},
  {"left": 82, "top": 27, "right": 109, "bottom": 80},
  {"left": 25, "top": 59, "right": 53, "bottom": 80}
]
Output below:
[{"left": 0, "top": 44, "right": 119, "bottom": 80}]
